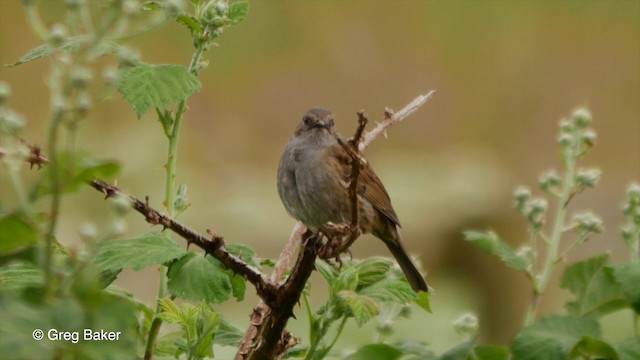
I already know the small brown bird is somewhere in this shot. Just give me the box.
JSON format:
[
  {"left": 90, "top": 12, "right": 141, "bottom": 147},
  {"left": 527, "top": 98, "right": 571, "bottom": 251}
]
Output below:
[{"left": 277, "top": 107, "right": 428, "bottom": 292}]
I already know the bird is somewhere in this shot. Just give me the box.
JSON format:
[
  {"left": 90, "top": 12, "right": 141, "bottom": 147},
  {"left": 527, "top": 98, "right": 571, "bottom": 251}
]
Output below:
[{"left": 277, "top": 107, "right": 428, "bottom": 292}]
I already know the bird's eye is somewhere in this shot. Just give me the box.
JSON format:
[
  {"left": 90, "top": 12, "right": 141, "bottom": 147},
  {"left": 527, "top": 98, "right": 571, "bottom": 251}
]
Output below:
[{"left": 303, "top": 116, "right": 312, "bottom": 125}]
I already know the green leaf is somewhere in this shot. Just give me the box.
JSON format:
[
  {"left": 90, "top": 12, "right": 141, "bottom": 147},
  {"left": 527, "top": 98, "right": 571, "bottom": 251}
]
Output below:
[
  {"left": 512, "top": 315, "right": 601, "bottom": 360},
  {"left": 228, "top": 2, "right": 249, "bottom": 25},
  {"left": 414, "top": 290, "right": 433, "bottom": 313},
  {"left": 472, "top": 344, "right": 510, "bottom": 360},
  {"left": 355, "top": 257, "right": 393, "bottom": 287},
  {"left": 0, "top": 213, "right": 39, "bottom": 254},
  {"left": 337, "top": 290, "right": 380, "bottom": 326},
  {"left": 615, "top": 337, "right": 640, "bottom": 360},
  {"left": 177, "top": 14, "right": 203, "bottom": 36},
  {"left": 227, "top": 272, "right": 246, "bottom": 301},
  {"left": 560, "top": 254, "right": 626, "bottom": 317},
  {"left": 117, "top": 64, "right": 201, "bottom": 118},
  {"left": 359, "top": 278, "right": 415, "bottom": 304},
  {"left": 94, "top": 233, "right": 185, "bottom": 271},
  {"left": 34, "top": 151, "right": 121, "bottom": 198},
  {"left": 346, "top": 343, "right": 404, "bottom": 360},
  {"left": 0, "top": 262, "right": 43, "bottom": 291},
  {"left": 569, "top": 337, "right": 619, "bottom": 360},
  {"left": 440, "top": 339, "right": 473, "bottom": 360},
  {"left": 316, "top": 259, "right": 337, "bottom": 285},
  {"left": 7, "top": 36, "right": 85, "bottom": 66},
  {"left": 193, "top": 304, "right": 219, "bottom": 358},
  {"left": 611, "top": 262, "right": 640, "bottom": 313},
  {"left": 214, "top": 318, "right": 244, "bottom": 347},
  {"left": 463, "top": 231, "right": 527, "bottom": 272},
  {"left": 167, "top": 252, "right": 232, "bottom": 303},
  {"left": 332, "top": 266, "right": 359, "bottom": 294}
]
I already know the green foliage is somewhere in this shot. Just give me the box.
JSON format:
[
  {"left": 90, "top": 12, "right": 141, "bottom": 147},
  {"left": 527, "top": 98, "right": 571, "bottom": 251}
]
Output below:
[
  {"left": 33, "top": 151, "right": 121, "bottom": 199},
  {"left": 299, "top": 258, "right": 431, "bottom": 359},
  {"left": 117, "top": 64, "right": 202, "bottom": 118},
  {"left": 512, "top": 315, "right": 601, "bottom": 360},
  {"left": 560, "top": 254, "right": 626, "bottom": 317},
  {"left": 0, "top": 213, "right": 39, "bottom": 254},
  {"left": 346, "top": 343, "right": 404, "bottom": 360},
  {"left": 166, "top": 252, "right": 235, "bottom": 303},
  {"left": 463, "top": 231, "right": 528, "bottom": 272},
  {"left": 460, "top": 109, "right": 640, "bottom": 360},
  {"left": 94, "top": 233, "right": 186, "bottom": 272}
]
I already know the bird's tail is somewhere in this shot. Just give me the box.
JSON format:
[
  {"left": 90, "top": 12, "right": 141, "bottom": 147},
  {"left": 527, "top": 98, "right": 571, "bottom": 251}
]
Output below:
[{"left": 383, "top": 238, "right": 429, "bottom": 293}]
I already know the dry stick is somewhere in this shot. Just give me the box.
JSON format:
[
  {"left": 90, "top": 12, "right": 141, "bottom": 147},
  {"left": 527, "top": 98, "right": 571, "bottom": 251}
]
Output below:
[
  {"left": 238, "top": 91, "right": 436, "bottom": 360},
  {"left": 88, "top": 179, "right": 280, "bottom": 307}
]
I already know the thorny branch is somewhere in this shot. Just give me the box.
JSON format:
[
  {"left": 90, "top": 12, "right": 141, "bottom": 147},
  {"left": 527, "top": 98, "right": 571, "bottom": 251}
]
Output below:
[{"left": 88, "top": 179, "right": 280, "bottom": 307}]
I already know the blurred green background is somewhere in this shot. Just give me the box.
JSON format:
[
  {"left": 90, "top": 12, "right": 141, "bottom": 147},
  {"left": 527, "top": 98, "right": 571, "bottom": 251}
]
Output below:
[{"left": 1, "top": 0, "right": 639, "bottom": 356}]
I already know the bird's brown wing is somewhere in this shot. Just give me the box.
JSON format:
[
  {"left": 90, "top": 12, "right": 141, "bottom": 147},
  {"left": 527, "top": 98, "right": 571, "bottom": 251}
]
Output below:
[
  {"left": 328, "top": 143, "right": 401, "bottom": 227},
  {"left": 358, "top": 163, "right": 401, "bottom": 227}
]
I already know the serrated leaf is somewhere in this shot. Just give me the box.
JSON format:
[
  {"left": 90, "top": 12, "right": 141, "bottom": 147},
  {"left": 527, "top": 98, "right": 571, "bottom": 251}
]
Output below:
[
  {"left": 167, "top": 252, "right": 232, "bottom": 303},
  {"left": 158, "top": 298, "right": 183, "bottom": 324},
  {"left": 512, "top": 315, "right": 601, "bottom": 360},
  {"left": 214, "top": 318, "right": 243, "bottom": 347},
  {"left": 94, "top": 233, "right": 185, "bottom": 271},
  {"left": 228, "top": 2, "right": 249, "bottom": 25},
  {"left": 194, "top": 304, "right": 219, "bottom": 358},
  {"left": 332, "top": 265, "right": 359, "bottom": 294},
  {"left": 315, "top": 259, "right": 337, "bottom": 285},
  {"left": 117, "top": 64, "right": 201, "bottom": 118},
  {"left": 611, "top": 262, "right": 640, "bottom": 313},
  {"left": 359, "top": 278, "right": 416, "bottom": 304},
  {"left": 0, "top": 262, "right": 43, "bottom": 291},
  {"left": 337, "top": 290, "right": 380, "bottom": 326},
  {"left": 464, "top": 231, "right": 528, "bottom": 272},
  {"left": 34, "top": 151, "right": 121, "bottom": 198},
  {"left": 0, "top": 213, "right": 39, "bottom": 254},
  {"left": 347, "top": 343, "right": 403, "bottom": 360},
  {"left": 560, "top": 254, "right": 626, "bottom": 317},
  {"left": 615, "top": 337, "right": 640, "bottom": 360},
  {"left": 355, "top": 257, "right": 393, "bottom": 287}
]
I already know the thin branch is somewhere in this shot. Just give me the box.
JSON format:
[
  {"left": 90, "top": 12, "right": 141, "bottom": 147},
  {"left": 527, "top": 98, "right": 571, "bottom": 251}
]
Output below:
[
  {"left": 360, "top": 90, "right": 436, "bottom": 150},
  {"left": 88, "top": 179, "right": 279, "bottom": 307}
]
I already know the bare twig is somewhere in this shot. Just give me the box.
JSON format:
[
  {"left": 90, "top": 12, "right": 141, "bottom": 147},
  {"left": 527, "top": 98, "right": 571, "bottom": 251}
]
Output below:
[
  {"left": 360, "top": 90, "right": 436, "bottom": 150},
  {"left": 88, "top": 179, "right": 279, "bottom": 307}
]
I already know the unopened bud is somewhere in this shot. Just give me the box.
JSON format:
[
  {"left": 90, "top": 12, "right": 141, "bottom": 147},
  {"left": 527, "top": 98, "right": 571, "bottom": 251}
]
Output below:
[
  {"left": 572, "top": 108, "right": 592, "bottom": 128},
  {"left": 576, "top": 168, "right": 601, "bottom": 188},
  {"left": 453, "top": 312, "right": 479, "bottom": 337}
]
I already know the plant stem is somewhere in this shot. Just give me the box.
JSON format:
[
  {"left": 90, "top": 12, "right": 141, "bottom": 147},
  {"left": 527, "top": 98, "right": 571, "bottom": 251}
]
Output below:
[
  {"left": 145, "top": 44, "right": 206, "bottom": 360},
  {"left": 525, "top": 138, "right": 577, "bottom": 325}
]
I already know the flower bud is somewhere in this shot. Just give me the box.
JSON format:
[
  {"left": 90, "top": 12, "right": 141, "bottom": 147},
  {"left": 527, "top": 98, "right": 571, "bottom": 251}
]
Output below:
[
  {"left": 453, "top": 312, "right": 479, "bottom": 337},
  {"left": 49, "top": 23, "right": 67, "bottom": 47},
  {"left": 559, "top": 118, "right": 573, "bottom": 133},
  {"left": 572, "top": 107, "right": 592, "bottom": 128},
  {"left": 111, "top": 194, "right": 132, "bottom": 216},
  {"left": 514, "top": 186, "right": 531, "bottom": 211},
  {"left": 576, "top": 168, "right": 601, "bottom": 188},
  {"left": 70, "top": 67, "right": 93, "bottom": 89},
  {"left": 573, "top": 212, "right": 604, "bottom": 234},
  {"left": 539, "top": 170, "right": 561, "bottom": 192},
  {"left": 558, "top": 133, "right": 573, "bottom": 147},
  {"left": 581, "top": 130, "right": 597, "bottom": 147}
]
